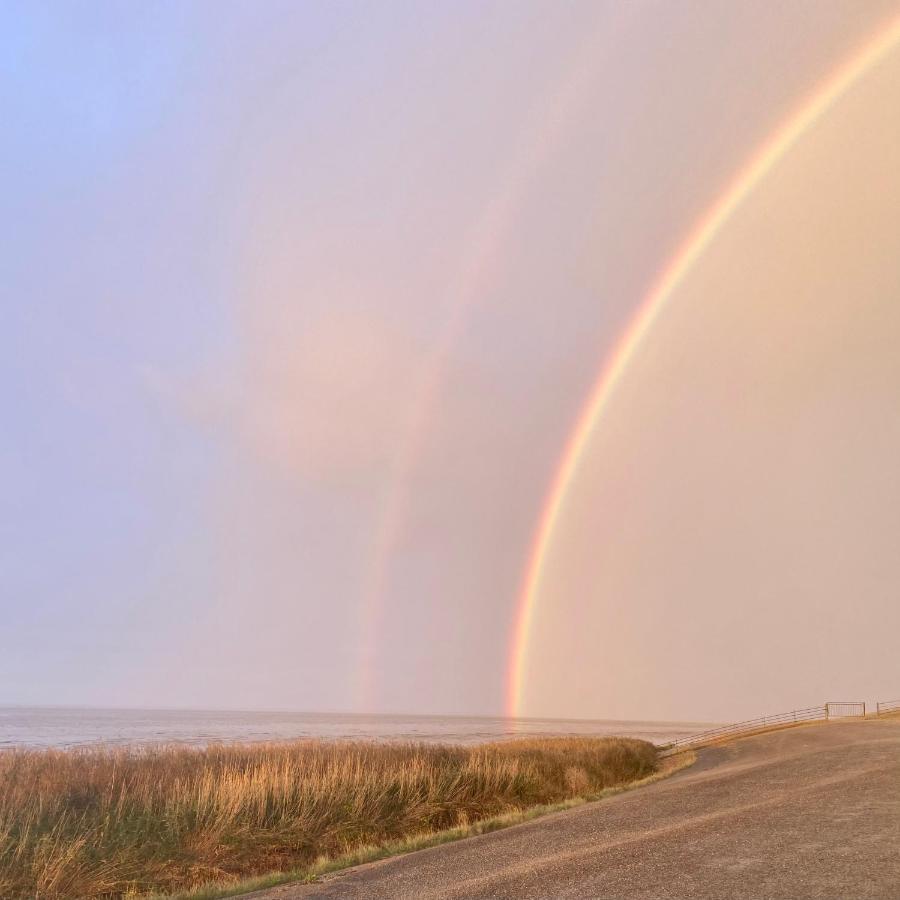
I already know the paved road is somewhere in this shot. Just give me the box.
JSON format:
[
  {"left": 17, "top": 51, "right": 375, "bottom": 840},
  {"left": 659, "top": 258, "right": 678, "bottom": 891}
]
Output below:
[{"left": 249, "top": 718, "right": 900, "bottom": 899}]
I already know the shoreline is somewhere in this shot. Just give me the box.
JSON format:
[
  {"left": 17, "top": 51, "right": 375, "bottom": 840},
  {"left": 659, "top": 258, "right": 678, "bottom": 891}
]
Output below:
[{"left": 0, "top": 706, "right": 712, "bottom": 752}]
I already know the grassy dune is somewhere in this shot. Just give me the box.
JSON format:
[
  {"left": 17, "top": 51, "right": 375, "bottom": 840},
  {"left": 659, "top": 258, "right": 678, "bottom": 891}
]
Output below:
[{"left": 0, "top": 736, "right": 656, "bottom": 899}]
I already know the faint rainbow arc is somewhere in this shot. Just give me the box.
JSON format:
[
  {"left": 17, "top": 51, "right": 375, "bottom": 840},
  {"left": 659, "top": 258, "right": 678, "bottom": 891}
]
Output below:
[
  {"left": 352, "top": 8, "right": 631, "bottom": 712},
  {"left": 507, "top": 13, "right": 900, "bottom": 717}
]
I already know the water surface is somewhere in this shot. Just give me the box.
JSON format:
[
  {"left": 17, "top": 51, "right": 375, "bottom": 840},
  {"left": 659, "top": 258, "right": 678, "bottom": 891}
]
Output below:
[{"left": 0, "top": 706, "right": 712, "bottom": 749}]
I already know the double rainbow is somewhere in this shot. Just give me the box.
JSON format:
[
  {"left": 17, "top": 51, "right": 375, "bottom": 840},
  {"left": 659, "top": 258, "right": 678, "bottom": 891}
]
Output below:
[{"left": 507, "top": 13, "right": 900, "bottom": 717}]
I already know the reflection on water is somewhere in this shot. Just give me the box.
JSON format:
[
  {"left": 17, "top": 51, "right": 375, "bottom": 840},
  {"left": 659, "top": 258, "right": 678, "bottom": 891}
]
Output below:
[{"left": 0, "top": 706, "right": 714, "bottom": 749}]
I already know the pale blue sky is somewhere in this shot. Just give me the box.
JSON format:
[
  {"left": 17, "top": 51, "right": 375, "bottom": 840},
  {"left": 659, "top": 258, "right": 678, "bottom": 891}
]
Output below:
[{"left": 3, "top": 1, "right": 898, "bottom": 719}]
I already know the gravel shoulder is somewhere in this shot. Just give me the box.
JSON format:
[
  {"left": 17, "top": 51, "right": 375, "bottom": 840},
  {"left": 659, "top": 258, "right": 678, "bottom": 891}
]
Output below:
[{"left": 246, "top": 717, "right": 900, "bottom": 900}]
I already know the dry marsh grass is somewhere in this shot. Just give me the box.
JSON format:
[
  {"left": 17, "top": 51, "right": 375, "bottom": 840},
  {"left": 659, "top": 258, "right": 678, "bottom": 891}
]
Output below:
[{"left": 0, "top": 736, "right": 656, "bottom": 899}]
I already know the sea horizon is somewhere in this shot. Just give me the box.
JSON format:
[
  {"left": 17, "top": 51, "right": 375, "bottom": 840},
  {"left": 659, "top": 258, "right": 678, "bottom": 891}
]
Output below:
[{"left": 0, "top": 705, "right": 715, "bottom": 750}]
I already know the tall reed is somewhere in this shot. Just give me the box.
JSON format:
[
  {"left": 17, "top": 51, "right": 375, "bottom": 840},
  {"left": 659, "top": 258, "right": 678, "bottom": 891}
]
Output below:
[{"left": 0, "top": 736, "right": 656, "bottom": 898}]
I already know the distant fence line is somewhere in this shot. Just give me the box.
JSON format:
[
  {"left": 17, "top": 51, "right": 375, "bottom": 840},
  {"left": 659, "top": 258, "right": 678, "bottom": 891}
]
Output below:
[{"left": 668, "top": 699, "right": 879, "bottom": 751}]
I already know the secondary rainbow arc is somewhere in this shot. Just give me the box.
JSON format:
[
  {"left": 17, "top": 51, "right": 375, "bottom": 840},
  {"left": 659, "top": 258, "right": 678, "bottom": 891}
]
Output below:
[
  {"left": 507, "top": 13, "right": 900, "bottom": 718},
  {"left": 352, "top": 11, "right": 627, "bottom": 712}
]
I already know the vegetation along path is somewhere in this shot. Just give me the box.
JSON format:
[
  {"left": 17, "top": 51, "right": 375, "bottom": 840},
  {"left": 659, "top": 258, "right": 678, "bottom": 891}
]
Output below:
[{"left": 249, "top": 717, "right": 900, "bottom": 899}]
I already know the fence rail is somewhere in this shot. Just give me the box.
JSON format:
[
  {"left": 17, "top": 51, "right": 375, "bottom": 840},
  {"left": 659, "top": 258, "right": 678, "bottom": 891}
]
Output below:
[
  {"left": 876, "top": 699, "right": 900, "bottom": 716},
  {"left": 825, "top": 701, "right": 866, "bottom": 718},
  {"left": 668, "top": 699, "right": 868, "bottom": 751}
]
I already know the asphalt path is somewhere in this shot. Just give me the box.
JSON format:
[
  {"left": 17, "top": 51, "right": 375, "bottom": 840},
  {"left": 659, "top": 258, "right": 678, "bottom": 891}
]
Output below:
[{"left": 248, "top": 717, "right": 900, "bottom": 899}]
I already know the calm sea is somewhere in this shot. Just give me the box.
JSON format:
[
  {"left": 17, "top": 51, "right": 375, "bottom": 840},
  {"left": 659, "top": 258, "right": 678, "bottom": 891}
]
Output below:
[{"left": 0, "top": 707, "right": 711, "bottom": 749}]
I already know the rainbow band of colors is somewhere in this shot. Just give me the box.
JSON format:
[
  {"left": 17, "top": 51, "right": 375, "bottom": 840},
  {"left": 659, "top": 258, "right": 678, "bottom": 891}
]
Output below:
[{"left": 507, "top": 13, "right": 900, "bottom": 717}]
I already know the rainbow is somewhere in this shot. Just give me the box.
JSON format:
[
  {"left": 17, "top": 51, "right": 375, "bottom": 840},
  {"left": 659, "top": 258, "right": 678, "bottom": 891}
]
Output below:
[
  {"left": 352, "top": 9, "right": 627, "bottom": 711},
  {"left": 507, "top": 13, "right": 900, "bottom": 718}
]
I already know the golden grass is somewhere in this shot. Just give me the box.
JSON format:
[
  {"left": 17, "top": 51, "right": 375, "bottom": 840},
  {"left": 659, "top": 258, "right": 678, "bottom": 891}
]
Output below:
[
  {"left": 0, "top": 736, "right": 657, "bottom": 899},
  {"left": 165, "top": 747, "right": 695, "bottom": 900}
]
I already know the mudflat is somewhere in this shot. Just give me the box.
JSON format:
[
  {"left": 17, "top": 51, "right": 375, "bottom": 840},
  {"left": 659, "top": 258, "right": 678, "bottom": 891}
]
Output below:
[{"left": 247, "top": 717, "right": 900, "bottom": 899}]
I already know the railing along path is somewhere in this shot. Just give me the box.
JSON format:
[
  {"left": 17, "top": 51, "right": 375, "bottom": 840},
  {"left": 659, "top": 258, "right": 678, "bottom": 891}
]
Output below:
[{"left": 669, "top": 700, "right": 869, "bottom": 751}]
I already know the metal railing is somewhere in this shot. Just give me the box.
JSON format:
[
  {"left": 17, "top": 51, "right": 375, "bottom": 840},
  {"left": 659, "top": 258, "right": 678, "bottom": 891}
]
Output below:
[
  {"left": 825, "top": 701, "right": 866, "bottom": 718},
  {"left": 668, "top": 700, "right": 867, "bottom": 751},
  {"left": 876, "top": 699, "right": 900, "bottom": 716}
]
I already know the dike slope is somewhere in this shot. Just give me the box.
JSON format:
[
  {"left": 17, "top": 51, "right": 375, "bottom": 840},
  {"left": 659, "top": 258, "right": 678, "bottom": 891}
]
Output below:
[{"left": 248, "top": 717, "right": 900, "bottom": 900}]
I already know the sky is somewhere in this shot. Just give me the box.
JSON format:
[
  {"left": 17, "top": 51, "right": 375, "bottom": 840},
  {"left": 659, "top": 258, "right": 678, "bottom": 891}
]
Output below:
[{"left": 3, "top": 1, "right": 900, "bottom": 722}]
